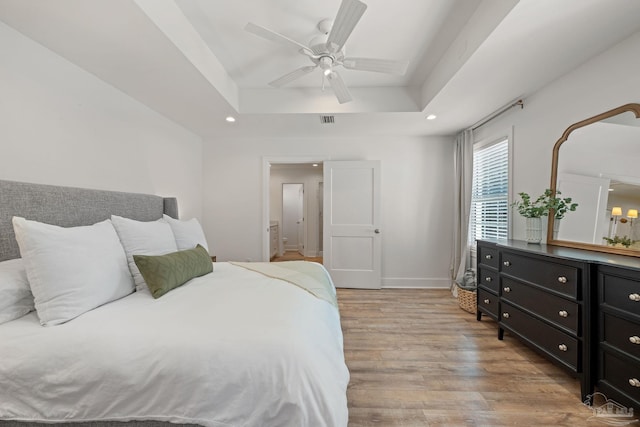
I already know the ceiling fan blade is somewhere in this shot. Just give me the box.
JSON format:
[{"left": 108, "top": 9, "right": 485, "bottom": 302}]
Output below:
[
  {"left": 326, "top": 0, "right": 367, "bottom": 54},
  {"left": 342, "top": 57, "right": 409, "bottom": 75},
  {"left": 245, "top": 22, "right": 312, "bottom": 55},
  {"left": 269, "top": 66, "right": 317, "bottom": 88},
  {"left": 327, "top": 70, "right": 353, "bottom": 104}
]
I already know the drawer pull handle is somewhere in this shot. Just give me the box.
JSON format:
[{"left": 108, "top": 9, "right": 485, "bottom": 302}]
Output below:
[
  {"left": 483, "top": 298, "right": 490, "bottom": 304},
  {"left": 558, "top": 310, "right": 568, "bottom": 318},
  {"left": 629, "top": 293, "right": 640, "bottom": 302},
  {"left": 557, "top": 276, "right": 568, "bottom": 284},
  {"left": 503, "top": 287, "right": 511, "bottom": 293},
  {"left": 503, "top": 261, "right": 511, "bottom": 267},
  {"left": 485, "top": 277, "right": 492, "bottom": 282},
  {"left": 502, "top": 312, "right": 510, "bottom": 319},
  {"left": 558, "top": 344, "right": 568, "bottom": 352},
  {"left": 629, "top": 378, "right": 640, "bottom": 388},
  {"left": 485, "top": 254, "right": 493, "bottom": 260},
  {"left": 629, "top": 336, "right": 640, "bottom": 344}
]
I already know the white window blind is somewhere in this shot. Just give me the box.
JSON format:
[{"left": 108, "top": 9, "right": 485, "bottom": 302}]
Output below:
[{"left": 470, "top": 138, "right": 509, "bottom": 244}]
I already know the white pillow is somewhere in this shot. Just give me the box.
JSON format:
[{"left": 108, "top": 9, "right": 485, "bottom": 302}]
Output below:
[
  {"left": 163, "top": 214, "right": 209, "bottom": 251},
  {"left": 0, "top": 258, "right": 34, "bottom": 325},
  {"left": 111, "top": 215, "right": 178, "bottom": 292},
  {"left": 12, "top": 217, "right": 134, "bottom": 327}
]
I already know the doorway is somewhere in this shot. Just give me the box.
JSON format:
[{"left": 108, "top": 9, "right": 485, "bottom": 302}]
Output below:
[{"left": 264, "top": 159, "right": 325, "bottom": 262}]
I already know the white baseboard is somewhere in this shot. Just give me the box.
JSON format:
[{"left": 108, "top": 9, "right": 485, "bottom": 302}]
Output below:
[{"left": 381, "top": 277, "right": 454, "bottom": 289}]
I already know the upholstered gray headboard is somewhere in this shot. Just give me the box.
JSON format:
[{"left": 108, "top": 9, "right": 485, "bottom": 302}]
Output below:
[{"left": 0, "top": 180, "right": 178, "bottom": 262}]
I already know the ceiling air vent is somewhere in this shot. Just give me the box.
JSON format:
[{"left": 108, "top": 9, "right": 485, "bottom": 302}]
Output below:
[{"left": 319, "top": 115, "right": 335, "bottom": 124}]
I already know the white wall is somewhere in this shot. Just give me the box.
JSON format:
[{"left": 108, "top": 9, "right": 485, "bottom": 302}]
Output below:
[
  {"left": 0, "top": 21, "right": 204, "bottom": 220},
  {"left": 559, "top": 121, "right": 640, "bottom": 181},
  {"left": 474, "top": 30, "right": 640, "bottom": 240},
  {"left": 203, "top": 136, "right": 455, "bottom": 288}
]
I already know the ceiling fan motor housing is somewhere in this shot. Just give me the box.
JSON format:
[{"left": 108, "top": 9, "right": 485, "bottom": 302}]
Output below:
[
  {"left": 309, "top": 20, "right": 346, "bottom": 58},
  {"left": 309, "top": 34, "right": 329, "bottom": 55}
]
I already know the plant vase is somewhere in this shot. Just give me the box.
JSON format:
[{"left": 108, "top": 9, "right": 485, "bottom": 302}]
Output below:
[
  {"left": 553, "top": 218, "right": 561, "bottom": 240},
  {"left": 526, "top": 217, "right": 543, "bottom": 244}
]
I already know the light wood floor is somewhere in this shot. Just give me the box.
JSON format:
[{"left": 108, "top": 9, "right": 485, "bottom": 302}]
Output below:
[
  {"left": 271, "top": 251, "right": 323, "bottom": 263},
  {"left": 337, "top": 288, "right": 613, "bottom": 427}
]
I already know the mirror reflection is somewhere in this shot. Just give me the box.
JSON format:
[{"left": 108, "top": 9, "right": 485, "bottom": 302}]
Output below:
[{"left": 552, "top": 106, "right": 640, "bottom": 254}]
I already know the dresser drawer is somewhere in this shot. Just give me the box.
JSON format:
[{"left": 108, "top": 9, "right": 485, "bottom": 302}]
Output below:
[
  {"left": 600, "top": 271, "right": 640, "bottom": 317},
  {"left": 500, "top": 302, "right": 578, "bottom": 371},
  {"left": 603, "top": 313, "right": 640, "bottom": 359},
  {"left": 477, "top": 243, "right": 499, "bottom": 269},
  {"left": 501, "top": 277, "right": 579, "bottom": 335},
  {"left": 478, "top": 266, "right": 499, "bottom": 294},
  {"left": 478, "top": 288, "right": 499, "bottom": 318},
  {"left": 500, "top": 251, "right": 578, "bottom": 299},
  {"left": 600, "top": 351, "right": 640, "bottom": 404}
]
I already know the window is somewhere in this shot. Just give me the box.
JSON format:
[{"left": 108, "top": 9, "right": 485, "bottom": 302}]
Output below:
[{"left": 469, "top": 137, "right": 509, "bottom": 244}]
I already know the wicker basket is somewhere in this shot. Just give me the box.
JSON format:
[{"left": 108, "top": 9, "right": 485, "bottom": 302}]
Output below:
[{"left": 456, "top": 285, "right": 477, "bottom": 314}]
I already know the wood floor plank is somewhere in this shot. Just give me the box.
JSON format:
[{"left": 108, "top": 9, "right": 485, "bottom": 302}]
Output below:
[{"left": 337, "top": 288, "right": 616, "bottom": 426}]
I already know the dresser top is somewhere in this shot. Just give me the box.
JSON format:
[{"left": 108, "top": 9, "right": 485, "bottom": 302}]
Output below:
[{"left": 480, "top": 239, "right": 640, "bottom": 271}]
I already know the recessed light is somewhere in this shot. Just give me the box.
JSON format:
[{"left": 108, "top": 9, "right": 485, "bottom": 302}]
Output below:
[
  {"left": 426, "top": 114, "right": 437, "bottom": 120},
  {"left": 312, "top": 163, "right": 319, "bottom": 167},
  {"left": 225, "top": 116, "right": 236, "bottom": 123}
]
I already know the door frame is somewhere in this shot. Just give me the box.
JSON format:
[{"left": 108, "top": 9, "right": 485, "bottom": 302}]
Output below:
[{"left": 262, "top": 156, "right": 330, "bottom": 262}]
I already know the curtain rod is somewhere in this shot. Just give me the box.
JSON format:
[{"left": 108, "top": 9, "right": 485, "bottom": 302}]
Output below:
[{"left": 469, "top": 99, "right": 524, "bottom": 131}]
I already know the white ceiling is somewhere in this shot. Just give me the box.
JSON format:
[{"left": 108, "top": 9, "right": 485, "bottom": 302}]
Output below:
[{"left": 1, "top": 0, "right": 639, "bottom": 138}]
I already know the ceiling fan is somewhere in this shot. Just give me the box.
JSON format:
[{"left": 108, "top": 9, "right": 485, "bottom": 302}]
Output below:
[{"left": 245, "top": 0, "right": 409, "bottom": 104}]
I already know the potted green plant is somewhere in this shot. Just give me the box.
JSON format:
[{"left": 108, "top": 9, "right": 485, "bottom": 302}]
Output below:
[
  {"left": 544, "top": 189, "right": 578, "bottom": 220},
  {"left": 544, "top": 189, "right": 578, "bottom": 239},
  {"left": 511, "top": 191, "right": 548, "bottom": 243},
  {"left": 511, "top": 189, "right": 579, "bottom": 243},
  {"left": 603, "top": 235, "right": 634, "bottom": 248},
  {"left": 511, "top": 191, "right": 549, "bottom": 219}
]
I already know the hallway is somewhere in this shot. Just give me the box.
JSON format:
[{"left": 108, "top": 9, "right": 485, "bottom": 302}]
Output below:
[{"left": 271, "top": 251, "right": 323, "bottom": 264}]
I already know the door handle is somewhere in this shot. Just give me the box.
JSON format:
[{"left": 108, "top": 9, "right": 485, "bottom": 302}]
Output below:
[{"left": 374, "top": 229, "right": 380, "bottom": 234}]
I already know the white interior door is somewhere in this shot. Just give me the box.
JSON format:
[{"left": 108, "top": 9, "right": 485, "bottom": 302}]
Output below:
[
  {"left": 324, "top": 160, "right": 381, "bottom": 289},
  {"left": 296, "top": 184, "right": 304, "bottom": 255},
  {"left": 556, "top": 173, "right": 610, "bottom": 244},
  {"left": 282, "top": 183, "right": 303, "bottom": 252}
]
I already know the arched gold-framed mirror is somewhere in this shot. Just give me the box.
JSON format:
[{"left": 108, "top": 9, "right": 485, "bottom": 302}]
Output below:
[{"left": 548, "top": 103, "right": 640, "bottom": 256}]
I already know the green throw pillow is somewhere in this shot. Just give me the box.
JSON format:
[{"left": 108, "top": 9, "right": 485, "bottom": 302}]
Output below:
[{"left": 133, "top": 244, "right": 213, "bottom": 299}]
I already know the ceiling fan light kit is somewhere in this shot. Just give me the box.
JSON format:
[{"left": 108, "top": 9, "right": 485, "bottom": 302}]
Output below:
[{"left": 245, "top": 0, "right": 408, "bottom": 104}]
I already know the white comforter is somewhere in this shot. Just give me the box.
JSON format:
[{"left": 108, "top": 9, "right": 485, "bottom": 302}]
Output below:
[{"left": 0, "top": 262, "right": 349, "bottom": 427}]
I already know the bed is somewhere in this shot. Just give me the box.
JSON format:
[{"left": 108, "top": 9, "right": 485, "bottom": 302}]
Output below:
[{"left": 0, "top": 180, "right": 349, "bottom": 427}]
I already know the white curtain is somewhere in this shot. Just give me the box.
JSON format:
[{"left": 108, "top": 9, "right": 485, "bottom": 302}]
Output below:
[{"left": 451, "top": 129, "right": 474, "bottom": 293}]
